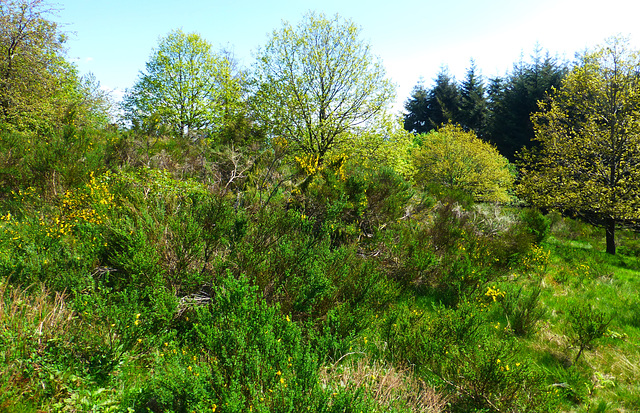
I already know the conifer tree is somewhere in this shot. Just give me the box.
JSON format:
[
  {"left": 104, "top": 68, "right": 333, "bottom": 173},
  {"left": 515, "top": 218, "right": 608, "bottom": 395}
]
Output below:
[
  {"left": 459, "top": 60, "right": 488, "bottom": 135},
  {"left": 403, "top": 80, "right": 430, "bottom": 134},
  {"left": 486, "top": 50, "right": 567, "bottom": 160},
  {"left": 428, "top": 67, "right": 461, "bottom": 128},
  {"left": 403, "top": 67, "right": 460, "bottom": 133}
]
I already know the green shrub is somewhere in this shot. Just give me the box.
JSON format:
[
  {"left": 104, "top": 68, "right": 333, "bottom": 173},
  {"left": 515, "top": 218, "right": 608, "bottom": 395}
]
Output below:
[
  {"left": 519, "top": 208, "right": 551, "bottom": 244},
  {"left": 566, "top": 303, "right": 612, "bottom": 364},
  {"left": 500, "top": 283, "right": 546, "bottom": 337},
  {"left": 0, "top": 185, "right": 101, "bottom": 291},
  {"left": 96, "top": 168, "right": 235, "bottom": 295},
  {"left": 380, "top": 221, "right": 439, "bottom": 289},
  {"left": 128, "top": 272, "right": 328, "bottom": 412},
  {"left": 0, "top": 127, "right": 114, "bottom": 200},
  {"left": 421, "top": 182, "right": 476, "bottom": 210},
  {"left": 361, "top": 166, "right": 413, "bottom": 231},
  {"left": 381, "top": 301, "right": 556, "bottom": 412},
  {"left": 413, "top": 124, "right": 514, "bottom": 203}
]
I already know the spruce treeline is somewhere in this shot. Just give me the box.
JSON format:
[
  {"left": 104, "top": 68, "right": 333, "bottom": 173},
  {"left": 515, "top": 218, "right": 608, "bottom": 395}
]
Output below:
[{"left": 403, "top": 50, "right": 569, "bottom": 160}]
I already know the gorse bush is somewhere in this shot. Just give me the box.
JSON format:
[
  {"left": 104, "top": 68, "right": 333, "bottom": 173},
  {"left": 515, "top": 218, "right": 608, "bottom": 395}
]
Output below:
[
  {"left": 380, "top": 300, "right": 555, "bottom": 412},
  {"left": 6, "top": 7, "right": 640, "bottom": 410},
  {"left": 500, "top": 283, "right": 546, "bottom": 337},
  {"left": 189, "top": 273, "right": 323, "bottom": 411},
  {"left": 519, "top": 207, "right": 551, "bottom": 244},
  {"left": 566, "top": 303, "right": 612, "bottom": 364},
  {"left": 0, "top": 127, "right": 118, "bottom": 200},
  {"left": 129, "top": 273, "right": 416, "bottom": 413},
  {"left": 2, "top": 122, "right": 634, "bottom": 412}
]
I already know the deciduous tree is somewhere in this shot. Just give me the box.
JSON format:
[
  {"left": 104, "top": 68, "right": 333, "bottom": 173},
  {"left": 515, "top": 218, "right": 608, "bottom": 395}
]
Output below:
[
  {"left": 336, "top": 113, "right": 414, "bottom": 178},
  {"left": 0, "top": 0, "right": 112, "bottom": 132},
  {"left": 123, "top": 29, "right": 240, "bottom": 139},
  {"left": 518, "top": 37, "right": 640, "bottom": 254},
  {"left": 252, "top": 11, "right": 395, "bottom": 162},
  {"left": 413, "top": 124, "right": 513, "bottom": 202},
  {"left": 0, "top": 0, "right": 64, "bottom": 129}
]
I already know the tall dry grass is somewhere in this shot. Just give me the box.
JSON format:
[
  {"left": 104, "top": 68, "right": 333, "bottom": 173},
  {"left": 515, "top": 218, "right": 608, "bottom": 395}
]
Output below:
[
  {"left": 319, "top": 355, "right": 448, "bottom": 412},
  {"left": 0, "top": 279, "right": 75, "bottom": 409}
]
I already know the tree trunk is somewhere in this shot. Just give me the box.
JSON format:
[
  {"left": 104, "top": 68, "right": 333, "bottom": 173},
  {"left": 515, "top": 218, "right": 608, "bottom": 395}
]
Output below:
[{"left": 605, "top": 217, "right": 616, "bottom": 255}]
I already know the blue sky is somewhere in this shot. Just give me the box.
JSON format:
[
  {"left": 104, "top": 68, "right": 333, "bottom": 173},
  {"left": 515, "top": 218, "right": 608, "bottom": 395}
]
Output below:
[{"left": 57, "top": 0, "right": 640, "bottom": 113}]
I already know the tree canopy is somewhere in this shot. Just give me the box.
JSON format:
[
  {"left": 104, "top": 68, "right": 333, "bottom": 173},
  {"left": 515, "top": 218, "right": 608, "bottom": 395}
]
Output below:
[
  {"left": 459, "top": 60, "right": 488, "bottom": 134},
  {"left": 252, "top": 11, "right": 395, "bottom": 162},
  {"left": 403, "top": 68, "right": 461, "bottom": 134},
  {"left": 413, "top": 124, "right": 513, "bottom": 203},
  {"left": 485, "top": 50, "right": 568, "bottom": 160},
  {"left": 122, "top": 29, "right": 240, "bottom": 139},
  {"left": 518, "top": 37, "right": 640, "bottom": 254},
  {"left": 403, "top": 51, "right": 567, "bottom": 162},
  {"left": 0, "top": 0, "right": 109, "bottom": 132}
]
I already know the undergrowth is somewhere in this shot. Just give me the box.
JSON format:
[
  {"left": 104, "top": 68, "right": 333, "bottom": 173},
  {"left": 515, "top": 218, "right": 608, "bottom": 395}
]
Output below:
[{"left": 1, "top": 129, "right": 639, "bottom": 412}]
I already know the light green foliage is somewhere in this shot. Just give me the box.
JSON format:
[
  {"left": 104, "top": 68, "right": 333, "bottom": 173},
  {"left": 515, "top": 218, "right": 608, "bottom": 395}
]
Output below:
[
  {"left": 64, "top": 72, "right": 114, "bottom": 130},
  {"left": 0, "top": 0, "right": 110, "bottom": 133},
  {"left": 413, "top": 124, "right": 513, "bottom": 202},
  {"left": 335, "top": 114, "right": 415, "bottom": 179},
  {"left": 252, "top": 11, "right": 395, "bottom": 160},
  {"left": 519, "top": 37, "right": 640, "bottom": 254},
  {"left": 0, "top": 0, "right": 64, "bottom": 128},
  {"left": 123, "top": 29, "right": 240, "bottom": 138},
  {"left": 5, "top": 6, "right": 640, "bottom": 408}
]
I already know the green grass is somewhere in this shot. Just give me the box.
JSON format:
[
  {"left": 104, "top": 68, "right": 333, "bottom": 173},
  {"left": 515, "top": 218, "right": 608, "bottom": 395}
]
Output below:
[{"left": 524, "top": 216, "right": 640, "bottom": 411}]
